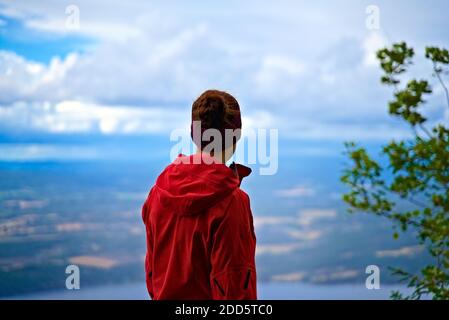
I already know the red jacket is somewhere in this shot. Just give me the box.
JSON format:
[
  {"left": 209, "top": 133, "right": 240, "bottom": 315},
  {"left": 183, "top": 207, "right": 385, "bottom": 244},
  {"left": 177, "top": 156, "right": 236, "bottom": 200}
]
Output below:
[{"left": 142, "top": 153, "right": 257, "bottom": 300}]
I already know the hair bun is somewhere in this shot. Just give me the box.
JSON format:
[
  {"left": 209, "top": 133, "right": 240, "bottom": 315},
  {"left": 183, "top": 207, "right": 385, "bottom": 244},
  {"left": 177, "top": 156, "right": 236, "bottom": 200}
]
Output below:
[
  {"left": 200, "top": 95, "right": 225, "bottom": 129},
  {"left": 191, "top": 89, "right": 242, "bottom": 149}
]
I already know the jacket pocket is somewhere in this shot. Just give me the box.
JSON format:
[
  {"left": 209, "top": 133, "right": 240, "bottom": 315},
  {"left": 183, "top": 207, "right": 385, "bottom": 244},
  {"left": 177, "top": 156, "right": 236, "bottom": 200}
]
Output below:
[
  {"left": 213, "top": 278, "right": 225, "bottom": 297},
  {"left": 243, "top": 269, "right": 251, "bottom": 289}
]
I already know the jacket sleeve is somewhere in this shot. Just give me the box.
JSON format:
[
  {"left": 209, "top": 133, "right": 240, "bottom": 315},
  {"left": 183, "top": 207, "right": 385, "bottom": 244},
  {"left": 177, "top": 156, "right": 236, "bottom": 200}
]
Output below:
[
  {"left": 209, "top": 190, "right": 257, "bottom": 300},
  {"left": 142, "top": 189, "right": 154, "bottom": 299}
]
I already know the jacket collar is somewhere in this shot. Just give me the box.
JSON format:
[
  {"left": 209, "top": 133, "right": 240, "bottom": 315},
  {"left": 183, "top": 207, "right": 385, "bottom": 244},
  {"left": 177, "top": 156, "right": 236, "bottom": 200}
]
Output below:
[
  {"left": 175, "top": 154, "right": 251, "bottom": 186},
  {"left": 229, "top": 162, "right": 252, "bottom": 186}
]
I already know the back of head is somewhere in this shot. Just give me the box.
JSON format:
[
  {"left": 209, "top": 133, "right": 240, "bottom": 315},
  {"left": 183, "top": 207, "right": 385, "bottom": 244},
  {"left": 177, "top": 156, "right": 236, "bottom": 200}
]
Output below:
[{"left": 191, "top": 90, "right": 242, "bottom": 151}]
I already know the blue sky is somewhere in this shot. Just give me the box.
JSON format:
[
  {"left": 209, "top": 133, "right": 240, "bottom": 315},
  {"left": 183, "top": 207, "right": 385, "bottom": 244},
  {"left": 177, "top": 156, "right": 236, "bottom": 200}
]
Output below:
[
  {"left": 0, "top": 15, "right": 92, "bottom": 63},
  {"left": 0, "top": 0, "right": 448, "bottom": 160}
]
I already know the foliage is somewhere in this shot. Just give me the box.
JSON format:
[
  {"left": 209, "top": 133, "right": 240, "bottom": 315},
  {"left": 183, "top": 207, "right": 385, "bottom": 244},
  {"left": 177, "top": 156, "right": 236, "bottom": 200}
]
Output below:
[{"left": 341, "top": 42, "right": 449, "bottom": 300}]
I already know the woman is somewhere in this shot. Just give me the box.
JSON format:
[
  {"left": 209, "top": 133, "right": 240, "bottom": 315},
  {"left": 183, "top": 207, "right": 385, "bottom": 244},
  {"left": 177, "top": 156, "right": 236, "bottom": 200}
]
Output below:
[{"left": 142, "top": 90, "right": 257, "bottom": 300}]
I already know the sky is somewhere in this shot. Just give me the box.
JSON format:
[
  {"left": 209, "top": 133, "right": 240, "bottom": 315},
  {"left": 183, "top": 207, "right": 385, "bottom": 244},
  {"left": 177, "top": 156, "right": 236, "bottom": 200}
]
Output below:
[{"left": 0, "top": 0, "right": 448, "bottom": 161}]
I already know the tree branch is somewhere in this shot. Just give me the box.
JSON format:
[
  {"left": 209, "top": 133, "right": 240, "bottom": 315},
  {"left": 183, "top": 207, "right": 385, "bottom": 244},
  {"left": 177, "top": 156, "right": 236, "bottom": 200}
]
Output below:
[
  {"left": 433, "top": 61, "right": 449, "bottom": 109},
  {"left": 419, "top": 123, "right": 433, "bottom": 139}
]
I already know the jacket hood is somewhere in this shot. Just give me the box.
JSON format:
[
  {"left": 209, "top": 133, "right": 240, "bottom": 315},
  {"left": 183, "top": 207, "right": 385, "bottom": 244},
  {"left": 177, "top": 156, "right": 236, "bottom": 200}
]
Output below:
[{"left": 154, "top": 153, "right": 251, "bottom": 216}]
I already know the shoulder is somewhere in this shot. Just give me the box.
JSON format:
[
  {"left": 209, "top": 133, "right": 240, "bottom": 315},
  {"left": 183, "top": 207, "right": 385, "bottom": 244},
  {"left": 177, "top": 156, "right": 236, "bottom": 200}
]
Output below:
[
  {"left": 225, "top": 187, "right": 250, "bottom": 206},
  {"left": 217, "top": 188, "right": 255, "bottom": 240},
  {"left": 207, "top": 188, "right": 249, "bottom": 219},
  {"left": 236, "top": 188, "right": 250, "bottom": 202},
  {"left": 216, "top": 188, "right": 251, "bottom": 223}
]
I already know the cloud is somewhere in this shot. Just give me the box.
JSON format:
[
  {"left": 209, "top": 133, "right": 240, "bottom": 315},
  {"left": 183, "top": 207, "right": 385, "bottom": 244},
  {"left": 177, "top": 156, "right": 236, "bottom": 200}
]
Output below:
[
  {"left": 254, "top": 55, "right": 306, "bottom": 98},
  {"left": 253, "top": 209, "right": 337, "bottom": 248},
  {"left": 272, "top": 272, "right": 307, "bottom": 282},
  {"left": 0, "top": 100, "right": 187, "bottom": 134},
  {"left": 272, "top": 268, "right": 361, "bottom": 284},
  {"left": 3, "top": 200, "right": 47, "bottom": 210},
  {"left": 68, "top": 256, "right": 118, "bottom": 269},
  {"left": 375, "top": 245, "right": 424, "bottom": 258},
  {"left": 25, "top": 16, "right": 142, "bottom": 43},
  {"left": 0, "top": 0, "right": 447, "bottom": 141},
  {"left": 362, "top": 31, "right": 388, "bottom": 67},
  {"left": 297, "top": 209, "right": 337, "bottom": 227},
  {"left": 0, "top": 0, "right": 146, "bottom": 42},
  {"left": 310, "top": 268, "right": 359, "bottom": 283},
  {"left": 256, "top": 243, "right": 302, "bottom": 256},
  {"left": 0, "top": 215, "right": 35, "bottom": 237},
  {"left": 0, "top": 51, "right": 78, "bottom": 104},
  {"left": 0, "top": 143, "right": 101, "bottom": 161},
  {"left": 253, "top": 216, "right": 295, "bottom": 228},
  {"left": 56, "top": 223, "right": 84, "bottom": 232},
  {"left": 287, "top": 230, "right": 322, "bottom": 241},
  {"left": 275, "top": 185, "right": 315, "bottom": 198}
]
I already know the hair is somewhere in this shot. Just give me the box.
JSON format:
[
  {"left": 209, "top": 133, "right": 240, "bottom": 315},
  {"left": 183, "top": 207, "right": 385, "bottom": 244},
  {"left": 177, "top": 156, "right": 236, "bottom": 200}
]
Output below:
[{"left": 191, "top": 89, "right": 242, "bottom": 150}]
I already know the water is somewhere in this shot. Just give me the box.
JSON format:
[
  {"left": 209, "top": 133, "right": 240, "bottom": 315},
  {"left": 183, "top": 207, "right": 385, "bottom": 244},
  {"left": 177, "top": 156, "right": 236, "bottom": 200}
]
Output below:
[
  {"left": 0, "top": 159, "right": 429, "bottom": 298},
  {"left": 5, "top": 282, "right": 410, "bottom": 300}
]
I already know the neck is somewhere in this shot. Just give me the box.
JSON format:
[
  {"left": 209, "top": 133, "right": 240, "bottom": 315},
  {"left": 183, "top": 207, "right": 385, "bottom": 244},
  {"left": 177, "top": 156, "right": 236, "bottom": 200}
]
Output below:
[{"left": 196, "top": 149, "right": 225, "bottom": 164}]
